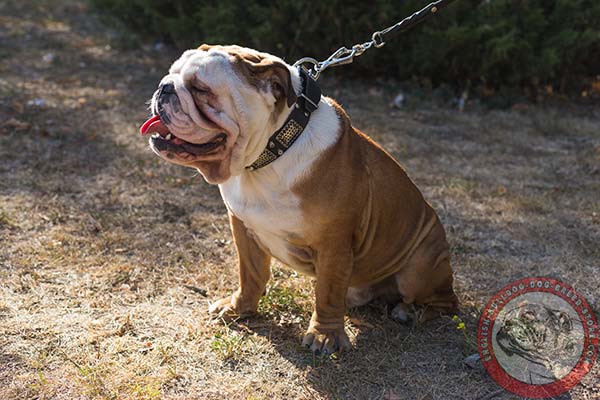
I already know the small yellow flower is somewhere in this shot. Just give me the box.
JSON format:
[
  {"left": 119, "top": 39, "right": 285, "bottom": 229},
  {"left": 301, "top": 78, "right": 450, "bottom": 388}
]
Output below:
[
  {"left": 452, "top": 315, "right": 460, "bottom": 322},
  {"left": 457, "top": 322, "right": 465, "bottom": 330}
]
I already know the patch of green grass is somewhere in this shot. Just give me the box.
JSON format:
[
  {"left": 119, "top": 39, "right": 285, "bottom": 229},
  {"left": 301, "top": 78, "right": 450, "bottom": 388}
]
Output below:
[
  {"left": 129, "top": 380, "right": 161, "bottom": 400},
  {"left": 258, "top": 286, "right": 308, "bottom": 323},
  {"left": 28, "top": 350, "right": 50, "bottom": 395},
  {"left": 209, "top": 330, "right": 247, "bottom": 361}
]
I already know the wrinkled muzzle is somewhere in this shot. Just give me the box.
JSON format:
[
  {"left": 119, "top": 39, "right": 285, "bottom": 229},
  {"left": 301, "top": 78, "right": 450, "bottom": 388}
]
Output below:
[{"left": 140, "top": 81, "right": 228, "bottom": 158}]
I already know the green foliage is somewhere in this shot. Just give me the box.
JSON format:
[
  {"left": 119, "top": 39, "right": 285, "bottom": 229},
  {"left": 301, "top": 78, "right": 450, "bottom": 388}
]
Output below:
[
  {"left": 92, "top": 0, "right": 600, "bottom": 92},
  {"left": 258, "top": 286, "right": 307, "bottom": 322},
  {"left": 209, "top": 330, "right": 247, "bottom": 361}
]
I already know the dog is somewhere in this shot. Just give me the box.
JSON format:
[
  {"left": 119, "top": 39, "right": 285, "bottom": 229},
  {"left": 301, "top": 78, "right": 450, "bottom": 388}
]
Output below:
[{"left": 140, "top": 44, "right": 458, "bottom": 354}]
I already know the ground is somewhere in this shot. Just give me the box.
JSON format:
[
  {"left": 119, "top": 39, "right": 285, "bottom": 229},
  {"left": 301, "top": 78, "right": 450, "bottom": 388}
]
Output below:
[{"left": 1, "top": 1, "right": 599, "bottom": 399}]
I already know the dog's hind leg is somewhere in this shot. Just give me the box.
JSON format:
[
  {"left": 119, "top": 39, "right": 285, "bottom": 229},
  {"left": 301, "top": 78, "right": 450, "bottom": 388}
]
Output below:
[
  {"left": 393, "top": 254, "right": 458, "bottom": 323},
  {"left": 346, "top": 285, "right": 374, "bottom": 308}
]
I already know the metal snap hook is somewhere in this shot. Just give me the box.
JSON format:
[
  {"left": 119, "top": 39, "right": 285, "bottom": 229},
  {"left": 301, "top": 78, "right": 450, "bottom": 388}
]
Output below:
[{"left": 372, "top": 32, "right": 385, "bottom": 48}]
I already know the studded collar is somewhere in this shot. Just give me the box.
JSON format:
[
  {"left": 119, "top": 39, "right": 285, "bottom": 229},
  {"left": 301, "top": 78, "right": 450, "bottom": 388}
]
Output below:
[{"left": 246, "top": 67, "right": 321, "bottom": 171}]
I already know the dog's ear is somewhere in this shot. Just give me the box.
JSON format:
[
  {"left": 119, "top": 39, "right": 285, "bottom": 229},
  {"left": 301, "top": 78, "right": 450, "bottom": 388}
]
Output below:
[
  {"left": 198, "top": 43, "right": 214, "bottom": 51},
  {"left": 269, "top": 61, "right": 297, "bottom": 108},
  {"left": 236, "top": 56, "right": 297, "bottom": 108}
]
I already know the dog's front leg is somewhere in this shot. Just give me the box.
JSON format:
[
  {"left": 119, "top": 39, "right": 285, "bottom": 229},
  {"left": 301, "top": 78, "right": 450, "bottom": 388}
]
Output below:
[
  {"left": 209, "top": 212, "right": 271, "bottom": 319},
  {"left": 302, "top": 248, "right": 352, "bottom": 354}
]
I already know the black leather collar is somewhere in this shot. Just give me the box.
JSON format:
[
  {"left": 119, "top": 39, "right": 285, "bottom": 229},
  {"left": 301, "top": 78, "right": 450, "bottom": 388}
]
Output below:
[{"left": 246, "top": 67, "right": 321, "bottom": 171}]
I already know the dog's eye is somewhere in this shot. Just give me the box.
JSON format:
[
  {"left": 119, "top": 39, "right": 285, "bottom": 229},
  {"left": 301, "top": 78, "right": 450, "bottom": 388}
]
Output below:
[{"left": 191, "top": 85, "right": 211, "bottom": 95}]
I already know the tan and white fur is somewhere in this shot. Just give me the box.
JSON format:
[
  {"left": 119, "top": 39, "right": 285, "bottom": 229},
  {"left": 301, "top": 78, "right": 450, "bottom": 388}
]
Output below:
[{"left": 144, "top": 44, "right": 458, "bottom": 354}]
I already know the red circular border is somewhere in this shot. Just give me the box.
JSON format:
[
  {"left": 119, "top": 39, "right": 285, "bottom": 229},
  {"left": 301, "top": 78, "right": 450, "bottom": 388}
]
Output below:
[{"left": 477, "top": 277, "right": 599, "bottom": 398}]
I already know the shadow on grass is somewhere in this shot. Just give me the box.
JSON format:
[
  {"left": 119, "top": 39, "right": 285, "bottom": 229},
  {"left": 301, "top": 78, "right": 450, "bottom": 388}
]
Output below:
[
  {"left": 0, "top": 350, "right": 27, "bottom": 391},
  {"left": 224, "top": 304, "right": 496, "bottom": 399},
  {"left": 0, "top": 0, "right": 226, "bottom": 230}
]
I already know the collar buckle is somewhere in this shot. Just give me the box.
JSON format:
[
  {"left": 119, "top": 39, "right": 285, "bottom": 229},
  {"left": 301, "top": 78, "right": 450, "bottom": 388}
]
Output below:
[
  {"left": 297, "top": 67, "right": 321, "bottom": 113},
  {"left": 299, "top": 92, "right": 319, "bottom": 113}
]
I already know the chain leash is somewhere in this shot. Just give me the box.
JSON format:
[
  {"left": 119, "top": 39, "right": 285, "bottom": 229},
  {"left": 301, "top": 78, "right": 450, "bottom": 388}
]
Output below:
[{"left": 293, "top": 0, "right": 456, "bottom": 80}]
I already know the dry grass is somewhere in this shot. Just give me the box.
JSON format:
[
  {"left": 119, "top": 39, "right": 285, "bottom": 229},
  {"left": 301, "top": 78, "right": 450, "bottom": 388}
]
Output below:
[{"left": 1, "top": 1, "right": 599, "bottom": 399}]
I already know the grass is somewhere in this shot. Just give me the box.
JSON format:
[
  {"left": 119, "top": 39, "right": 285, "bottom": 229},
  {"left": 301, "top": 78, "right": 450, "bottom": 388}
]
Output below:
[
  {"left": 210, "top": 329, "right": 249, "bottom": 362},
  {"left": 0, "top": 209, "right": 14, "bottom": 229},
  {"left": 258, "top": 285, "right": 309, "bottom": 324},
  {"left": 1, "top": 0, "right": 599, "bottom": 399}
]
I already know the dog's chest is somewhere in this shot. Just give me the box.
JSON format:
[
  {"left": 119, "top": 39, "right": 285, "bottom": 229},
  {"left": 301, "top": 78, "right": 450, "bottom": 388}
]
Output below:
[{"left": 219, "top": 177, "right": 315, "bottom": 275}]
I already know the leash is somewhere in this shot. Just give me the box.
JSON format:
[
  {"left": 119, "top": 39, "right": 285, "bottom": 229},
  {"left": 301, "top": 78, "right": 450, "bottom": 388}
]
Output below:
[
  {"left": 247, "top": 0, "right": 455, "bottom": 170},
  {"left": 293, "top": 0, "right": 456, "bottom": 80}
]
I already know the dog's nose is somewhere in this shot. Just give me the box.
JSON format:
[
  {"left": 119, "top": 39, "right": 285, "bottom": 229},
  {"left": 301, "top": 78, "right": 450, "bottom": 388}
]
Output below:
[{"left": 160, "top": 82, "right": 175, "bottom": 94}]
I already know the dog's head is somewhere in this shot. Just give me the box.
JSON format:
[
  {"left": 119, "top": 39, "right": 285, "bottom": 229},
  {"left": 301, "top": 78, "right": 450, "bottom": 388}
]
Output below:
[{"left": 141, "top": 45, "right": 300, "bottom": 183}]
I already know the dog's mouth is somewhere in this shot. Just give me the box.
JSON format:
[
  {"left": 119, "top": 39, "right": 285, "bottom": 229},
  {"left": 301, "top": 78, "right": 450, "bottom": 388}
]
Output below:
[{"left": 140, "top": 115, "right": 227, "bottom": 157}]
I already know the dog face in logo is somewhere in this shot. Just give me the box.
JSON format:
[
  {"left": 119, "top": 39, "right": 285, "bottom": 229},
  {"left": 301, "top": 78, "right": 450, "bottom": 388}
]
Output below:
[{"left": 496, "top": 303, "right": 579, "bottom": 379}]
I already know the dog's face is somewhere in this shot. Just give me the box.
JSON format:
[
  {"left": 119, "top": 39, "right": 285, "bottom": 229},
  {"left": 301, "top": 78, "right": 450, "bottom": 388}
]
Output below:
[{"left": 141, "top": 45, "right": 299, "bottom": 183}]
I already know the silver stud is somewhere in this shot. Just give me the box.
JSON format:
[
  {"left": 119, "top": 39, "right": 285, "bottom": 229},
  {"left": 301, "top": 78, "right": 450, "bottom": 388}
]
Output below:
[
  {"left": 304, "top": 112, "right": 309, "bottom": 117},
  {"left": 277, "top": 149, "right": 283, "bottom": 155},
  {"left": 269, "top": 141, "right": 275, "bottom": 148}
]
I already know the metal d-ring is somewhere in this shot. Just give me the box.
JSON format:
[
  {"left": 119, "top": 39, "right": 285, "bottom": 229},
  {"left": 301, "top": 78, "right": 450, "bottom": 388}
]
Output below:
[{"left": 293, "top": 57, "right": 320, "bottom": 79}]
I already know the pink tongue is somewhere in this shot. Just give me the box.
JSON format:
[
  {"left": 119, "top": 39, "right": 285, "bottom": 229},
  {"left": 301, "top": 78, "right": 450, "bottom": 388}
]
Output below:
[{"left": 140, "top": 115, "right": 170, "bottom": 136}]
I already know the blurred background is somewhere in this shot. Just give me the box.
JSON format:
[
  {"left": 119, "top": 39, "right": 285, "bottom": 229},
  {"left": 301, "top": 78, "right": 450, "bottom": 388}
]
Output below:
[{"left": 92, "top": 0, "right": 600, "bottom": 105}]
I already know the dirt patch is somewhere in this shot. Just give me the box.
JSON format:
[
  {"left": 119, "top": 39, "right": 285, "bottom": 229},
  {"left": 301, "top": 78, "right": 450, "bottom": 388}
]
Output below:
[{"left": 1, "top": 1, "right": 599, "bottom": 399}]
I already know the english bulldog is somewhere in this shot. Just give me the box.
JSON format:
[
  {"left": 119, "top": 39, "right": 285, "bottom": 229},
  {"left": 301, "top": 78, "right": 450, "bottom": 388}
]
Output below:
[{"left": 140, "top": 44, "right": 458, "bottom": 354}]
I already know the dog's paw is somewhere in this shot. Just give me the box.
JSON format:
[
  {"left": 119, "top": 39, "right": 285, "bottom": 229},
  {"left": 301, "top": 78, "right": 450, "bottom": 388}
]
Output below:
[
  {"left": 208, "top": 296, "right": 241, "bottom": 321},
  {"left": 390, "top": 302, "right": 412, "bottom": 323},
  {"left": 302, "top": 327, "right": 351, "bottom": 354},
  {"left": 208, "top": 296, "right": 236, "bottom": 320}
]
